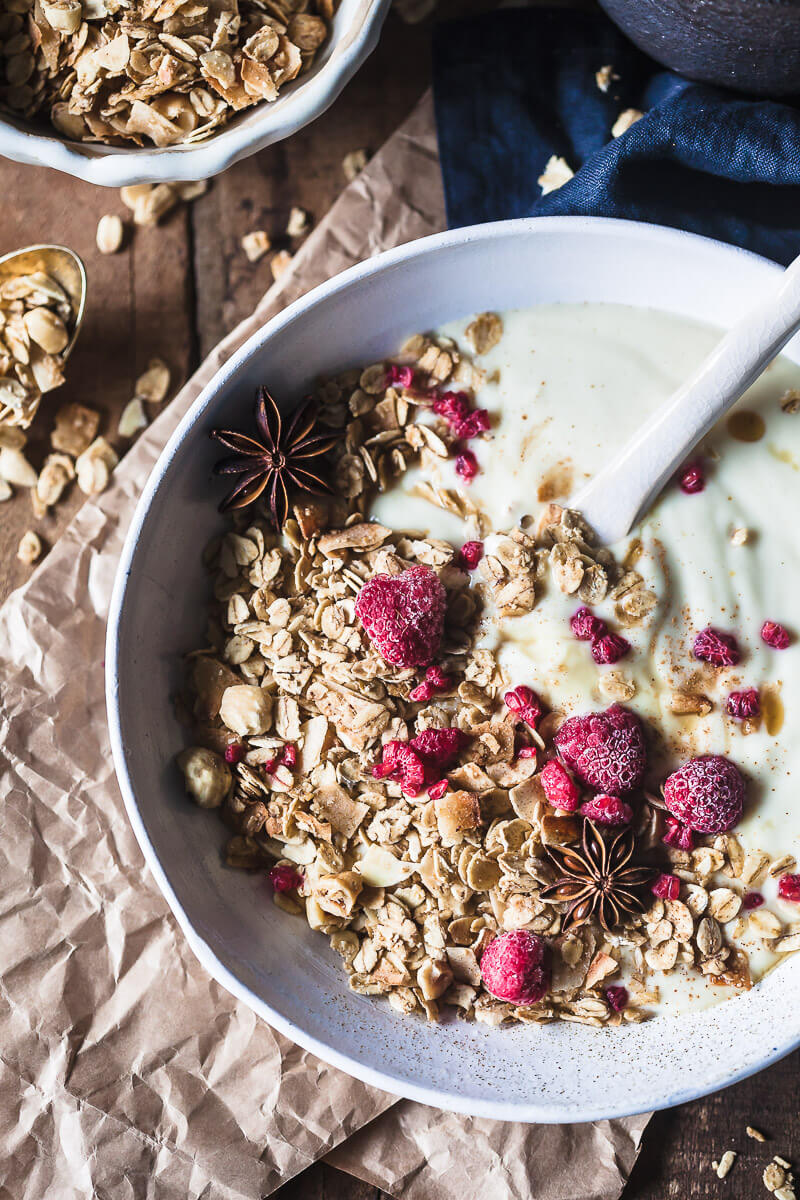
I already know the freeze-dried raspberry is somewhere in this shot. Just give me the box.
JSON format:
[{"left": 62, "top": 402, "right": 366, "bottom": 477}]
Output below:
[
  {"left": 432, "top": 391, "right": 490, "bottom": 440},
  {"left": 761, "top": 620, "right": 791, "bottom": 650},
  {"left": 372, "top": 740, "right": 427, "bottom": 797},
  {"left": 410, "top": 727, "right": 470, "bottom": 770},
  {"left": 281, "top": 743, "right": 297, "bottom": 769},
  {"left": 385, "top": 363, "right": 415, "bottom": 388},
  {"left": 355, "top": 564, "right": 446, "bottom": 668},
  {"left": 516, "top": 745, "right": 538, "bottom": 760},
  {"left": 580, "top": 794, "right": 633, "bottom": 826},
  {"left": 224, "top": 742, "right": 244, "bottom": 764},
  {"left": 409, "top": 664, "right": 455, "bottom": 703},
  {"left": 662, "top": 816, "right": 695, "bottom": 850},
  {"left": 663, "top": 754, "right": 745, "bottom": 833},
  {"left": 679, "top": 459, "right": 705, "bottom": 494},
  {"left": 427, "top": 779, "right": 448, "bottom": 801},
  {"left": 778, "top": 874, "right": 800, "bottom": 901},
  {"left": 540, "top": 759, "right": 581, "bottom": 811},
  {"left": 480, "top": 930, "right": 551, "bottom": 1006},
  {"left": 554, "top": 704, "right": 647, "bottom": 794},
  {"left": 591, "top": 632, "right": 631, "bottom": 665},
  {"left": 454, "top": 408, "right": 491, "bottom": 439},
  {"left": 693, "top": 626, "right": 741, "bottom": 667},
  {"left": 270, "top": 865, "right": 303, "bottom": 893},
  {"left": 652, "top": 873, "right": 681, "bottom": 900},
  {"left": 454, "top": 540, "right": 484, "bottom": 571},
  {"left": 505, "top": 685, "right": 545, "bottom": 729},
  {"left": 742, "top": 891, "right": 764, "bottom": 910},
  {"left": 263, "top": 755, "right": 279, "bottom": 774},
  {"left": 605, "top": 986, "right": 629, "bottom": 1013},
  {"left": 570, "top": 606, "right": 607, "bottom": 642},
  {"left": 455, "top": 449, "right": 479, "bottom": 482},
  {"left": 726, "top": 688, "right": 760, "bottom": 719}
]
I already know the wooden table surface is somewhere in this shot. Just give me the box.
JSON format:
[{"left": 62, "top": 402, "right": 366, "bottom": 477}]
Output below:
[{"left": 1, "top": 5, "right": 797, "bottom": 1198}]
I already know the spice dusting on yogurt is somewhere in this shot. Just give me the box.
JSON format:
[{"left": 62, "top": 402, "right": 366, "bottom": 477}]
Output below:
[{"left": 180, "top": 303, "right": 800, "bottom": 1028}]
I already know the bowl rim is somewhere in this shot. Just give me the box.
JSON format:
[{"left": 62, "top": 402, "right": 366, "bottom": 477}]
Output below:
[
  {"left": 0, "top": 0, "right": 389, "bottom": 187},
  {"left": 106, "top": 215, "right": 800, "bottom": 1122}
]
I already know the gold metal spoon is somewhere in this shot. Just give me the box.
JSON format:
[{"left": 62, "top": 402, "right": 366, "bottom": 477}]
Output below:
[{"left": 0, "top": 243, "right": 87, "bottom": 361}]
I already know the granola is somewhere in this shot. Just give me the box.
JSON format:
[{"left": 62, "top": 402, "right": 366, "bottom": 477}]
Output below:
[
  {"left": 175, "top": 315, "right": 800, "bottom": 1026},
  {"left": 1, "top": 0, "right": 333, "bottom": 148},
  {"left": 0, "top": 267, "right": 76, "bottom": 429}
]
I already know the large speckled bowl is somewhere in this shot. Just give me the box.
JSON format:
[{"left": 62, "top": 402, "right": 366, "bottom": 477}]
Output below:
[{"left": 107, "top": 218, "right": 800, "bottom": 1122}]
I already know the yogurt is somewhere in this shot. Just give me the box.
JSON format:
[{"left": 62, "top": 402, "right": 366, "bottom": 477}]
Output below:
[{"left": 371, "top": 303, "right": 800, "bottom": 1013}]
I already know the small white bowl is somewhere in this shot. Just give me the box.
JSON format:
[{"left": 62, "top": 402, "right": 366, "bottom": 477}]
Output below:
[
  {"left": 107, "top": 217, "right": 800, "bottom": 1122},
  {"left": 0, "top": 0, "right": 389, "bottom": 187}
]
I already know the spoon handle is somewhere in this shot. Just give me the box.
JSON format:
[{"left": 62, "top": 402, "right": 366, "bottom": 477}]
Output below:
[{"left": 572, "top": 251, "right": 800, "bottom": 546}]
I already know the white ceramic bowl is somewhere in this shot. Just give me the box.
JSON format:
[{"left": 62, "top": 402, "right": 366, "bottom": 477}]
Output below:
[
  {"left": 107, "top": 218, "right": 800, "bottom": 1122},
  {"left": 0, "top": 0, "right": 388, "bottom": 187}
]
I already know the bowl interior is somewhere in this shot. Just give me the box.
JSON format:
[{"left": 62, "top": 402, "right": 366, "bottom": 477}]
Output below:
[{"left": 108, "top": 218, "right": 800, "bottom": 1122}]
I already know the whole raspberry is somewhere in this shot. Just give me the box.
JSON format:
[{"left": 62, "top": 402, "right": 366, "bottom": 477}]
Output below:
[
  {"left": 540, "top": 760, "right": 581, "bottom": 811},
  {"left": 591, "top": 632, "right": 631, "bottom": 665},
  {"left": 605, "top": 986, "right": 629, "bottom": 1013},
  {"left": 693, "top": 626, "right": 740, "bottom": 667},
  {"left": 679, "top": 459, "right": 705, "bottom": 494},
  {"left": 372, "top": 740, "right": 427, "bottom": 797},
  {"left": 663, "top": 816, "right": 695, "bottom": 850},
  {"left": 480, "top": 930, "right": 551, "bottom": 1006},
  {"left": 663, "top": 755, "right": 745, "bottom": 833},
  {"left": 778, "top": 874, "right": 800, "bottom": 902},
  {"left": 409, "top": 664, "right": 455, "bottom": 703},
  {"left": 386, "top": 363, "right": 415, "bottom": 388},
  {"left": 355, "top": 565, "right": 446, "bottom": 669},
  {"left": 505, "top": 685, "right": 545, "bottom": 729},
  {"left": 761, "top": 620, "right": 791, "bottom": 650},
  {"left": 270, "top": 865, "right": 303, "bottom": 893},
  {"left": 455, "top": 449, "right": 479, "bottom": 482},
  {"left": 742, "top": 891, "right": 764, "bottom": 910},
  {"left": 726, "top": 688, "right": 760, "bottom": 719},
  {"left": 454, "top": 540, "right": 484, "bottom": 571},
  {"left": 554, "top": 704, "right": 647, "bottom": 794},
  {"left": 652, "top": 873, "right": 681, "bottom": 900},
  {"left": 410, "top": 727, "right": 470, "bottom": 770},
  {"left": 580, "top": 794, "right": 633, "bottom": 826},
  {"left": 570, "top": 606, "right": 607, "bottom": 642},
  {"left": 224, "top": 742, "right": 244, "bottom": 764}
]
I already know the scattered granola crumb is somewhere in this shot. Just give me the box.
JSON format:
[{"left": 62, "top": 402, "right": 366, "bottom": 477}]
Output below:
[
  {"left": 96, "top": 214, "right": 125, "bottom": 255},
  {"left": 465, "top": 312, "right": 503, "bottom": 355},
  {"left": 538, "top": 154, "right": 574, "bottom": 195},
  {"left": 241, "top": 230, "right": 272, "bottom": 262},
  {"left": 595, "top": 64, "right": 618, "bottom": 92},
  {"left": 120, "top": 181, "right": 208, "bottom": 227},
  {"left": 287, "top": 206, "right": 310, "bottom": 238},
  {"left": 36, "top": 453, "right": 75, "bottom": 509},
  {"left": 747, "top": 1126, "right": 768, "bottom": 1141},
  {"left": 730, "top": 526, "right": 750, "bottom": 546},
  {"left": 715, "top": 1150, "right": 737, "bottom": 1179},
  {"left": 764, "top": 1162, "right": 787, "bottom": 1192},
  {"left": 0, "top": 444, "right": 37, "bottom": 488},
  {"left": 612, "top": 108, "right": 644, "bottom": 138},
  {"left": 51, "top": 402, "right": 100, "bottom": 456},
  {"left": 135, "top": 359, "right": 171, "bottom": 405},
  {"left": 343, "top": 148, "right": 369, "bottom": 182},
  {"left": 118, "top": 397, "right": 148, "bottom": 439},
  {"left": 781, "top": 388, "right": 800, "bottom": 413},
  {"left": 271, "top": 250, "right": 294, "bottom": 281},
  {"left": 75, "top": 437, "right": 118, "bottom": 496},
  {"left": 17, "top": 530, "right": 42, "bottom": 566}
]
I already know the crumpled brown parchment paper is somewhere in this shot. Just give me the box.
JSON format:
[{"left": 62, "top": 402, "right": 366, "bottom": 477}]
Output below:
[{"left": 0, "top": 91, "right": 650, "bottom": 1200}]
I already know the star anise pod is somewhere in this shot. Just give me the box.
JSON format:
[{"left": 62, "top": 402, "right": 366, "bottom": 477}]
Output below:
[
  {"left": 210, "top": 387, "right": 340, "bottom": 526},
  {"left": 540, "top": 820, "right": 655, "bottom": 933}
]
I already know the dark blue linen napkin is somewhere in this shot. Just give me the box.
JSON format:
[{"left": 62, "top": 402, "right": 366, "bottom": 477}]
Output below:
[{"left": 432, "top": 7, "right": 800, "bottom": 264}]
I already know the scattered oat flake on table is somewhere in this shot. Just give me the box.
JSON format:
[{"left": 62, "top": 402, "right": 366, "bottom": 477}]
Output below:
[
  {"left": 17, "top": 530, "right": 42, "bottom": 566},
  {"left": 75, "top": 437, "right": 118, "bottom": 496},
  {"left": 135, "top": 359, "right": 171, "bottom": 405},
  {"left": 612, "top": 108, "right": 644, "bottom": 137},
  {"left": 538, "top": 155, "right": 574, "bottom": 196},
  {"left": 0, "top": 444, "right": 37, "bottom": 488},
  {"left": 241, "top": 231, "right": 272, "bottom": 262},
  {"left": 51, "top": 402, "right": 99, "bottom": 456},
  {"left": 271, "top": 250, "right": 293, "bottom": 281},
  {"left": 36, "top": 453, "right": 75, "bottom": 509},
  {"left": 343, "top": 148, "right": 369, "bottom": 182},
  {"left": 96, "top": 214, "right": 124, "bottom": 255},
  {"left": 287, "top": 206, "right": 310, "bottom": 238},
  {"left": 747, "top": 1126, "right": 768, "bottom": 1141},
  {"left": 715, "top": 1150, "right": 737, "bottom": 1179},
  {"left": 595, "top": 64, "right": 618, "bottom": 92},
  {"left": 118, "top": 397, "right": 148, "bottom": 439}
]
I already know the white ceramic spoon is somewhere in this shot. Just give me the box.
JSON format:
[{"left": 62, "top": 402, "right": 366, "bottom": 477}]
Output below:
[{"left": 571, "top": 250, "right": 800, "bottom": 546}]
